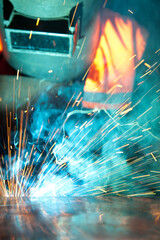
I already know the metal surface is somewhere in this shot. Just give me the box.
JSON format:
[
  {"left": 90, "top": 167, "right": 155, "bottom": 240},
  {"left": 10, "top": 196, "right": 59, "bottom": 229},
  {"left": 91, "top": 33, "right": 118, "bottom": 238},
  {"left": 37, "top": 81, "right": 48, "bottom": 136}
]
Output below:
[{"left": 0, "top": 196, "right": 160, "bottom": 239}]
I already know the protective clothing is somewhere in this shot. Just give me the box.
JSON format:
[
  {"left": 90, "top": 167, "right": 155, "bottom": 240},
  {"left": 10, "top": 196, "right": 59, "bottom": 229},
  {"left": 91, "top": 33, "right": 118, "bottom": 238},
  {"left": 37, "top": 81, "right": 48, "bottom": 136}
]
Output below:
[{"left": 83, "top": 10, "right": 148, "bottom": 109}]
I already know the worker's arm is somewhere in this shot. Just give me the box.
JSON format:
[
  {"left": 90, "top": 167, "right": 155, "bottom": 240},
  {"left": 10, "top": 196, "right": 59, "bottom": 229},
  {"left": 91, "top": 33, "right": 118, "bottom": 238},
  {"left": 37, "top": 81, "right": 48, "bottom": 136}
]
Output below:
[{"left": 83, "top": 9, "right": 148, "bottom": 110}]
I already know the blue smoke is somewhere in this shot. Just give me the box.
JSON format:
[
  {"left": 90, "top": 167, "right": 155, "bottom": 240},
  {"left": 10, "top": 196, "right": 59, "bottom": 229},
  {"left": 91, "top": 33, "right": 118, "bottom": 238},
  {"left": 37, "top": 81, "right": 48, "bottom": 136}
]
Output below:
[{"left": 0, "top": 0, "right": 160, "bottom": 198}]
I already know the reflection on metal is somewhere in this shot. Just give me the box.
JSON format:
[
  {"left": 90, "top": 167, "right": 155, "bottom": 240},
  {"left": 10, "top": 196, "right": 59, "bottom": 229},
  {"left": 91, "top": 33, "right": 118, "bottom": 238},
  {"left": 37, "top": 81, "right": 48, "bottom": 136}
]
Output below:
[{"left": 0, "top": 196, "right": 160, "bottom": 239}]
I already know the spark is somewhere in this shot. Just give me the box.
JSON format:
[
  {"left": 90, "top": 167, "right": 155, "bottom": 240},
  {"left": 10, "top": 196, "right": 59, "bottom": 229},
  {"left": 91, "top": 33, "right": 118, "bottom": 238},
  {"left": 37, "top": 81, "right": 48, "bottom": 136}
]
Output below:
[
  {"left": 112, "top": 137, "right": 121, "bottom": 142},
  {"left": 128, "top": 9, "right": 134, "bottom": 14},
  {"left": 134, "top": 59, "right": 144, "bottom": 70},
  {"left": 149, "top": 64, "right": 160, "bottom": 75},
  {"left": 99, "top": 213, "right": 104, "bottom": 223},
  {"left": 107, "top": 84, "right": 122, "bottom": 94},
  {"left": 29, "top": 31, "right": 33, "bottom": 39},
  {"left": 142, "top": 128, "right": 151, "bottom": 132},
  {"left": 150, "top": 171, "right": 160, "bottom": 174},
  {"left": 80, "top": 121, "right": 88, "bottom": 129},
  {"left": 151, "top": 153, "right": 157, "bottom": 162},
  {"left": 129, "top": 54, "right": 136, "bottom": 60},
  {"left": 18, "top": 75, "right": 21, "bottom": 98},
  {"left": 127, "top": 192, "right": 156, "bottom": 197},
  {"left": 50, "top": 128, "right": 59, "bottom": 142},
  {"left": 36, "top": 123, "right": 43, "bottom": 144},
  {"left": 72, "top": 92, "right": 82, "bottom": 107},
  {"left": 144, "top": 62, "right": 151, "bottom": 68},
  {"left": 116, "top": 144, "right": 129, "bottom": 150},
  {"left": 134, "top": 145, "right": 152, "bottom": 153},
  {"left": 140, "top": 70, "right": 152, "bottom": 78},
  {"left": 76, "top": 97, "right": 83, "bottom": 107},
  {"left": 1, "top": 46, "right": 160, "bottom": 198},
  {"left": 137, "top": 81, "right": 144, "bottom": 86},
  {"left": 128, "top": 135, "right": 143, "bottom": 141},
  {"left": 82, "top": 66, "right": 92, "bottom": 81},
  {"left": 16, "top": 69, "right": 19, "bottom": 80},
  {"left": 155, "top": 49, "right": 160, "bottom": 54},
  {"left": 151, "top": 115, "right": 160, "bottom": 122},
  {"left": 137, "top": 106, "right": 152, "bottom": 119},
  {"left": 70, "top": 2, "right": 79, "bottom": 29},
  {"left": 20, "top": 104, "right": 29, "bottom": 160},
  {"left": 144, "top": 181, "right": 160, "bottom": 187},
  {"left": 77, "top": 36, "right": 86, "bottom": 59},
  {"left": 36, "top": 18, "right": 40, "bottom": 26},
  {"left": 103, "top": 0, "right": 109, "bottom": 8},
  {"left": 132, "top": 175, "right": 150, "bottom": 179},
  {"left": 120, "top": 107, "right": 133, "bottom": 115}
]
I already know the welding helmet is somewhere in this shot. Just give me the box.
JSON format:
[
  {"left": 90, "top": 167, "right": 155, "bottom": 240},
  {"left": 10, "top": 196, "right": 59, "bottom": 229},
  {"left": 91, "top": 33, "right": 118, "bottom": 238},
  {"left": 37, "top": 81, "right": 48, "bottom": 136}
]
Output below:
[{"left": 0, "top": 0, "right": 103, "bottom": 82}]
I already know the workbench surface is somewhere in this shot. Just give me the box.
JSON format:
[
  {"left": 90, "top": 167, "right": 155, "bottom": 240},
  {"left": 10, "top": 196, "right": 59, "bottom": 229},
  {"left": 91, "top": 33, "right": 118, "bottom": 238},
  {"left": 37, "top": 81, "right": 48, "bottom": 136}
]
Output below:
[{"left": 0, "top": 196, "right": 160, "bottom": 239}]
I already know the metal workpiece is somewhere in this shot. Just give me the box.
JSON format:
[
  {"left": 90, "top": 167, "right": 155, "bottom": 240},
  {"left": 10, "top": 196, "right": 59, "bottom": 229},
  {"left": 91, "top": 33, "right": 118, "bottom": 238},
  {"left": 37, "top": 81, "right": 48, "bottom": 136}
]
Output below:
[{"left": 0, "top": 196, "right": 160, "bottom": 240}]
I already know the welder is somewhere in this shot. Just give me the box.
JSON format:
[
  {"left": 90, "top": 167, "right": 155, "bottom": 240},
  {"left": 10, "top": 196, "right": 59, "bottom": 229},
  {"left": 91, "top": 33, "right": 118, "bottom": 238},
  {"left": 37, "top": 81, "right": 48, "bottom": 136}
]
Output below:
[
  {"left": 0, "top": 0, "right": 148, "bottom": 110},
  {"left": 0, "top": 0, "right": 160, "bottom": 196},
  {"left": 0, "top": 0, "right": 152, "bottom": 154}
]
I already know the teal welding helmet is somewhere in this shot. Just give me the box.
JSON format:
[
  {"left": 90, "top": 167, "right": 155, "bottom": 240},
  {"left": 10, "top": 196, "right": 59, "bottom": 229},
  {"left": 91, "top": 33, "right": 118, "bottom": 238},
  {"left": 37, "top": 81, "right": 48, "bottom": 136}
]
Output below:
[{"left": 0, "top": 0, "right": 103, "bottom": 82}]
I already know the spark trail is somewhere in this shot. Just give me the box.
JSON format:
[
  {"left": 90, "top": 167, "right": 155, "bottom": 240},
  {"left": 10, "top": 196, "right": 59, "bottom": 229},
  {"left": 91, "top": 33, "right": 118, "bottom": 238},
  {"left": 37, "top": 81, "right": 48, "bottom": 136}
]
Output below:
[{"left": 0, "top": 14, "right": 160, "bottom": 198}]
